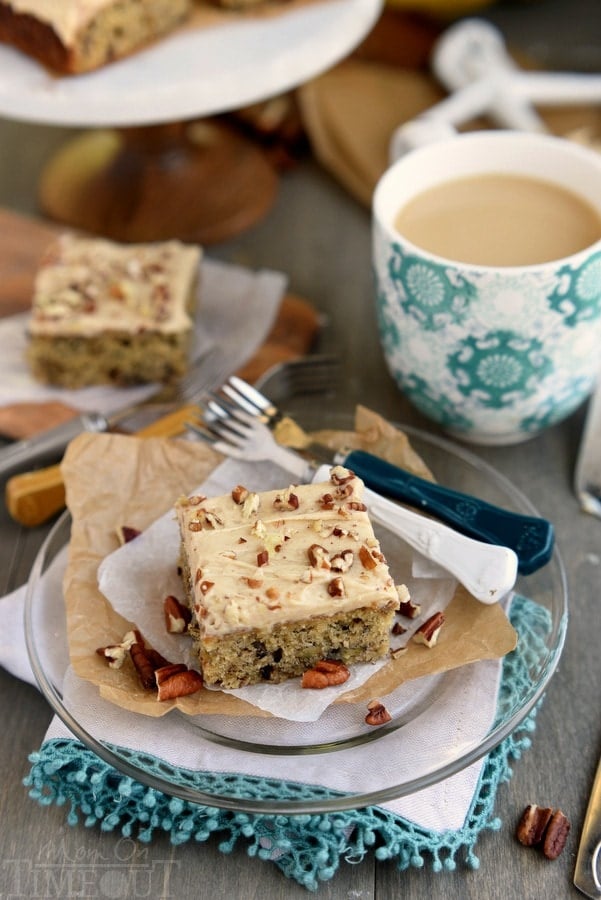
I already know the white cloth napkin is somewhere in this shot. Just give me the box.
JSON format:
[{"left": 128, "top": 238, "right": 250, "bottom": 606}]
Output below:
[
  {"left": 2, "top": 454, "right": 510, "bottom": 835},
  {"left": 2, "top": 560, "right": 502, "bottom": 832},
  {"left": 0, "top": 258, "right": 286, "bottom": 416}
]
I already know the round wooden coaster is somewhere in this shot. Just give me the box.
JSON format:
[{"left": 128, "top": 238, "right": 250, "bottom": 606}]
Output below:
[
  {"left": 299, "top": 59, "right": 601, "bottom": 208},
  {"left": 38, "top": 119, "right": 279, "bottom": 245}
]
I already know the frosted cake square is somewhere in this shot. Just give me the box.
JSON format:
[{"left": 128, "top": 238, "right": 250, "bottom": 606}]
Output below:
[
  {"left": 27, "top": 234, "right": 201, "bottom": 388},
  {"left": 0, "top": 0, "right": 191, "bottom": 74},
  {"left": 175, "top": 466, "right": 399, "bottom": 689}
]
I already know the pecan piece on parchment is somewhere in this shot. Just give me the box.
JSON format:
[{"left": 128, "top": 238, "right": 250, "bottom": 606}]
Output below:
[
  {"left": 164, "top": 594, "right": 192, "bottom": 633},
  {"left": 129, "top": 638, "right": 171, "bottom": 690},
  {"left": 412, "top": 611, "right": 445, "bottom": 648},
  {"left": 155, "top": 664, "right": 203, "bottom": 701},
  {"left": 396, "top": 584, "right": 420, "bottom": 618},
  {"left": 116, "top": 525, "right": 142, "bottom": 545},
  {"left": 96, "top": 628, "right": 140, "bottom": 669},
  {"left": 301, "top": 659, "right": 350, "bottom": 689}
]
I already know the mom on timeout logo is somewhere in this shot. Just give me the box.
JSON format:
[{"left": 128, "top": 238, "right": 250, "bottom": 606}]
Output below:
[{"left": 1, "top": 836, "right": 180, "bottom": 899}]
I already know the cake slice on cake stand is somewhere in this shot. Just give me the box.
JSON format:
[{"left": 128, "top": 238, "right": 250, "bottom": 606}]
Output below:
[{"left": 0, "top": 0, "right": 383, "bottom": 244}]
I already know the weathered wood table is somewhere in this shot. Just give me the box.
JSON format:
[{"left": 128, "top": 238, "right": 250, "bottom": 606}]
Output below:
[{"left": 1, "top": 1, "right": 600, "bottom": 896}]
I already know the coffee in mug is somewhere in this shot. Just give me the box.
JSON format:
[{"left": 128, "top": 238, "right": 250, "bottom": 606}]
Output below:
[
  {"left": 373, "top": 131, "right": 601, "bottom": 445},
  {"left": 393, "top": 173, "right": 601, "bottom": 267}
]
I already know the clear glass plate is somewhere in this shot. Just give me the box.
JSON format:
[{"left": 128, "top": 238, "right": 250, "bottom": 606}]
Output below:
[{"left": 24, "top": 424, "right": 568, "bottom": 814}]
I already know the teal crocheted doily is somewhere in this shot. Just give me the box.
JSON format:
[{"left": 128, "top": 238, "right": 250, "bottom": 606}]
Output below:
[{"left": 25, "top": 595, "right": 551, "bottom": 891}]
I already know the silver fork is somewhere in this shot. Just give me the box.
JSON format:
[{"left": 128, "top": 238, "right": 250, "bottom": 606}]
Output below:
[
  {"left": 194, "top": 375, "right": 555, "bottom": 576},
  {"left": 186, "top": 407, "right": 519, "bottom": 603},
  {"left": 220, "top": 355, "right": 339, "bottom": 427},
  {"left": 254, "top": 354, "right": 340, "bottom": 404}
]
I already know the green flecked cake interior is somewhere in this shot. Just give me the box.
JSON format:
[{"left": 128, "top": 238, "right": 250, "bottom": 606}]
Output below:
[{"left": 179, "top": 544, "right": 396, "bottom": 689}]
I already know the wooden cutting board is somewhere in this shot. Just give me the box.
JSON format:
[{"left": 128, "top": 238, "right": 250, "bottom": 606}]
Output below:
[
  {"left": 0, "top": 207, "right": 320, "bottom": 439},
  {"left": 0, "top": 208, "right": 57, "bottom": 318}
]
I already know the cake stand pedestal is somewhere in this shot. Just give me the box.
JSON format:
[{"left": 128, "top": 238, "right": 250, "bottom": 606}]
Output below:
[
  {"left": 38, "top": 120, "right": 278, "bottom": 244},
  {"left": 0, "top": 0, "right": 383, "bottom": 243}
]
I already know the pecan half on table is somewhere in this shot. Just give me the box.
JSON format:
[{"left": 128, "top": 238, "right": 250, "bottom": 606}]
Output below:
[{"left": 516, "top": 804, "right": 570, "bottom": 859}]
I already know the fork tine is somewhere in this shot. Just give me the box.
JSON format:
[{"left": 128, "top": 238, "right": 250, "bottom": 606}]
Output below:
[
  {"left": 205, "top": 397, "right": 232, "bottom": 421},
  {"left": 253, "top": 354, "right": 340, "bottom": 399},
  {"left": 231, "top": 355, "right": 340, "bottom": 409},
  {"left": 180, "top": 352, "right": 339, "bottom": 417},
  {"left": 189, "top": 355, "right": 340, "bottom": 432},
  {"left": 285, "top": 357, "right": 339, "bottom": 392},
  {"left": 221, "top": 379, "right": 269, "bottom": 417},
  {"left": 209, "top": 376, "right": 281, "bottom": 426},
  {"left": 210, "top": 420, "right": 248, "bottom": 447},
  {"left": 186, "top": 419, "right": 219, "bottom": 445},
  {"left": 177, "top": 348, "right": 219, "bottom": 400},
  {"left": 204, "top": 396, "right": 255, "bottom": 431},
  {"left": 189, "top": 410, "right": 246, "bottom": 446},
  {"left": 186, "top": 419, "right": 248, "bottom": 459},
  {"left": 227, "top": 375, "right": 278, "bottom": 416},
  {"left": 201, "top": 400, "right": 250, "bottom": 440},
  {"left": 185, "top": 406, "right": 309, "bottom": 474}
]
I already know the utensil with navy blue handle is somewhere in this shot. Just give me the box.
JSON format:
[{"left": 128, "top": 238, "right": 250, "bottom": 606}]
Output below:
[
  {"left": 320, "top": 448, "right": 554, "bottom": 575},
  {"left": 202, "top": 373, "right": 555, "bottom": 576}
]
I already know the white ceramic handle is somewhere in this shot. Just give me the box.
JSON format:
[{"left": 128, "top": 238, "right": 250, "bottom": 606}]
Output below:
[{"left": 363, "top": 486, "right": 518, "bottom": 604}]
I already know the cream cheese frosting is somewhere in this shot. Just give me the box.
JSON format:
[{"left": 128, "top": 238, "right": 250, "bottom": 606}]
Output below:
[
  {"left": 28, "top": 234, "right": 200, "bottom": 337},
  {"left": 176, "top": 470, "right": 399, "bottom": 638}
]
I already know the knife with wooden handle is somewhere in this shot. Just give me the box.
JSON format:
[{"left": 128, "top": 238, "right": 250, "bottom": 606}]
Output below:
[
  {"left": 574, "top": 755, "right": 601, "bottom": 898},
  {"left": 5, "top": 403, "right": 198, "bottom": 527}
]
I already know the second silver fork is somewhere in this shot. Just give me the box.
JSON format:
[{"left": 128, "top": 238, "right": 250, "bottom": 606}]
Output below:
[{"left": 220, "top": 354, "right": 339, "bottom": 427}]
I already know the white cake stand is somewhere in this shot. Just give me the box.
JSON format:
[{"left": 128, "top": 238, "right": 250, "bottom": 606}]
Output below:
[{"left": 0, "top": 0, "right": 382, "bottom": 242}]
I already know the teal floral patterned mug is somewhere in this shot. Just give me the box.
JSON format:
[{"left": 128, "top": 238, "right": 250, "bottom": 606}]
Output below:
[{"left": 373, "top": 131, "right": 601, "bottom": 444}]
